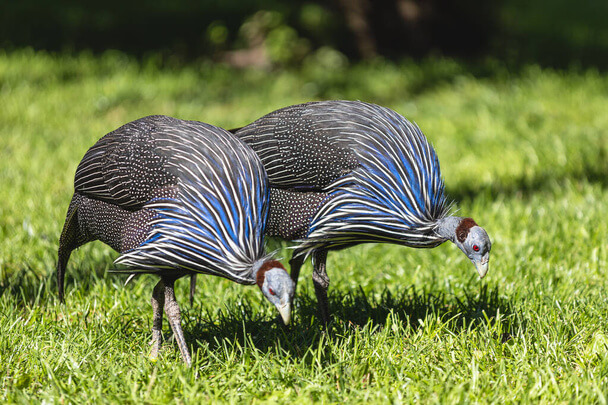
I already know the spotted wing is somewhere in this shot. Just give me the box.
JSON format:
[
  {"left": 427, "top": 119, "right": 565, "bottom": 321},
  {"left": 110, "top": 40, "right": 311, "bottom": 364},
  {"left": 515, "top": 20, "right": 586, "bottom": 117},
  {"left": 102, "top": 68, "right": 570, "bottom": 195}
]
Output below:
[
  {"left": 73, "top": 115, "right": 179, "bottom": 210},
  {"left": 233, "top": 102, "right": 360, "bottom": 190}
]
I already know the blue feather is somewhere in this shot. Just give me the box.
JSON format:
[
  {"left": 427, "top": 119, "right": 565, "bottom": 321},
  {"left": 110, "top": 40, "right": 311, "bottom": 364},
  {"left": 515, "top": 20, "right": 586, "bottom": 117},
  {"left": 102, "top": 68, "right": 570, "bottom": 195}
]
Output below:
[
  {"left": 115, "top": 122, "right": 271, "bottom": 283},
  {"left": 298, "top": 102, "right": 449, "bottom": 256}
]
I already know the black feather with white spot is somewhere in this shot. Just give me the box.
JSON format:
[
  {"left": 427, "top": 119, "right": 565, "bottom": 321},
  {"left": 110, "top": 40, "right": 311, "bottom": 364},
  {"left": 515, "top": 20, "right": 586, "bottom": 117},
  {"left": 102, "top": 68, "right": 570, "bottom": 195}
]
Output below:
[
  {"left": 57, "top": 115, "right": 272, "bottom": 299},
  {"left": 235, "top": 100, "right": 450, "bottom": 258}
]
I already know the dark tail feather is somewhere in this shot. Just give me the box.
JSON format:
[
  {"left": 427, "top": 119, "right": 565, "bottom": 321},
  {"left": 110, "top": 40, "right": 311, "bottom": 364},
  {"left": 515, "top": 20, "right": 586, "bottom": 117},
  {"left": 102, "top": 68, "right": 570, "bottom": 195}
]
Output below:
[
  {"left": 57, "top": 203, "right": 80, "bottom": 302},
  {"left": 189, "top": 274, "right": 197, "bottom": 306}
]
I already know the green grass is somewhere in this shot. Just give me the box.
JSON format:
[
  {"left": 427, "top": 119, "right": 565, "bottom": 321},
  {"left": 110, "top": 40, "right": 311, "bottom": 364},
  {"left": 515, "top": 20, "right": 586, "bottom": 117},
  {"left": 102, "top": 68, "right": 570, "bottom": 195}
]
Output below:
[{"left": 1, "top": 49, "right": 607, "bottom": 403}]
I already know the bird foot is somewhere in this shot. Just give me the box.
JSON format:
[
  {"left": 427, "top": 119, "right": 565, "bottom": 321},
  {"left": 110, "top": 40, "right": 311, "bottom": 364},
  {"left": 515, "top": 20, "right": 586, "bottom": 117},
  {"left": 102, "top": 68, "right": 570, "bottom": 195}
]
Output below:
[{"left": 149, "top": 331, "right": 163, "bottom": 361}]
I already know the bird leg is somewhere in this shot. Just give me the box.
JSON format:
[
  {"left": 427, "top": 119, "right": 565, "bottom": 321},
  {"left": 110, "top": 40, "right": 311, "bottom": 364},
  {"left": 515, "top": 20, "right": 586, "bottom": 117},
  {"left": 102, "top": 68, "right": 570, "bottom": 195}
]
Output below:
[
  {"left": 289, "top": 255, "right": 304, "bottom": 290},
  {"left": 189, "top": 274, "right": 197, "bottom": 306},
  {"left": 149, "top": 278, "right": 165, "bottom": 361},
  {"left": 312, "top": 250, "right": 330, "bottom": 326},
  {"left": 162, "top": 277, "right": 192, "bottom": 366}
]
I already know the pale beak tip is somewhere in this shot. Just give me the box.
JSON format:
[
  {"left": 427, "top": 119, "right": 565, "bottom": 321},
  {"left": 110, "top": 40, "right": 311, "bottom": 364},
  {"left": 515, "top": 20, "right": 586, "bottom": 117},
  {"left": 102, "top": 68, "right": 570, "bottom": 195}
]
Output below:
[
  {"left": 475, "top": 260, "right": 489, "bottom": 279},
  {"left": 277, "top": 303, "right": 291, "bottom": 325}
]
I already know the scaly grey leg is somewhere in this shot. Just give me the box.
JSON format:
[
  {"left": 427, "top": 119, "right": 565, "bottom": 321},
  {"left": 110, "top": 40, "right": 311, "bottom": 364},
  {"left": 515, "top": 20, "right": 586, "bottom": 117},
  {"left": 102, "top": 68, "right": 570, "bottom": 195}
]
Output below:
[
  {"left": 150, "top": 279, "right": 165, "bottom": 361},
  {"left": 312, "top": 250, "right": 330, "bottom": 326},
  {"left": 163, "top": 277, "right": 192, "bottom": 366}
]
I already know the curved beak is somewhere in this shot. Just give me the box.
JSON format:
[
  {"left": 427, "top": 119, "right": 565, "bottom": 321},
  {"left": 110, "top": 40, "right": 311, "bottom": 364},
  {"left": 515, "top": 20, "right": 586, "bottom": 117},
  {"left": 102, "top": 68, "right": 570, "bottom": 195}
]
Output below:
[
  {"left": 276, "top": 302, "right": 291, "bottom": 325},
  {"left": 474, "top": 253, "right": 490, "bottom": 279}
]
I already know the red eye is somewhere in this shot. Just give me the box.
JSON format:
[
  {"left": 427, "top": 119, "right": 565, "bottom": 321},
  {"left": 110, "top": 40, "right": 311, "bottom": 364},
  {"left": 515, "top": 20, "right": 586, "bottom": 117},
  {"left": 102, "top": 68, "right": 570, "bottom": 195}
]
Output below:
[
  {"left": 473, "top": 245, "right": 480, "bottom": 252},
  {"left": 269, "top": 288, "right": 276, "bottom": 296}
]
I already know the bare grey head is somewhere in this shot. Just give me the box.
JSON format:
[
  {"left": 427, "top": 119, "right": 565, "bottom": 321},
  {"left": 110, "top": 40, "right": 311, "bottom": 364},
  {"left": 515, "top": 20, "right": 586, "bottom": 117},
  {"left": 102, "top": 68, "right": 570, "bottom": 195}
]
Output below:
[
  {"left": 255, "top": 260, "right": 295, "bottom": 325},
  {"left": 437, "top": 217, "right": 492, "bottom": 278}
]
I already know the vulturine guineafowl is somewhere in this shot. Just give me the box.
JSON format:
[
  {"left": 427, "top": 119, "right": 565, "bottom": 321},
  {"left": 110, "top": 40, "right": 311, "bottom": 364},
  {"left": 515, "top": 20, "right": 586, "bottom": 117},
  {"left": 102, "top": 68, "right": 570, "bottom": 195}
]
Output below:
[
  {"left": 232, "top": 100, "right": 491, "bottom": 325},
  {"left": 57, "top": 115, "right": 294, "bottom": 365}
]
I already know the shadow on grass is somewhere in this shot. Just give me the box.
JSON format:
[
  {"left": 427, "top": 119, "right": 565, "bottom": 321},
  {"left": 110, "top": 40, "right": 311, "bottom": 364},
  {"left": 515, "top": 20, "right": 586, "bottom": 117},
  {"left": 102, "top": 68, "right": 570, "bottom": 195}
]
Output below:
[
  {"left": 181, "top": 283, "right": 520, "bottom": 360},
  {"left": 1, "top": 269, "right": 520, "bottom": 364}
]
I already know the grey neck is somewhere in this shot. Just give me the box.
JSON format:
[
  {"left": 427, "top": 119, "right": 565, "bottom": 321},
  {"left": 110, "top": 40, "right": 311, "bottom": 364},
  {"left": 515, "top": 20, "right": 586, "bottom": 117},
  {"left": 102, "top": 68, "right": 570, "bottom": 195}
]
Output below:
[
  {"left": 435, "top": 216, "right": 463, "bottom": 242},
  {"left": 251, "top": 258, "right": 266, "bottom": 279}
]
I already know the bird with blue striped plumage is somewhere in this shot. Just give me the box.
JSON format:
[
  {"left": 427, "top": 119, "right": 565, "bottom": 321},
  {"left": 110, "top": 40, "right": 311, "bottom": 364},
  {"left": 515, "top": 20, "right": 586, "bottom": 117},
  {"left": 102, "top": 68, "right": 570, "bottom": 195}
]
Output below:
[
  {"left": 232, "top": 100, "right": 491, "bottom": 325},
  {"left": 57, "top": 115, "right": 294, "bottom": 365}
]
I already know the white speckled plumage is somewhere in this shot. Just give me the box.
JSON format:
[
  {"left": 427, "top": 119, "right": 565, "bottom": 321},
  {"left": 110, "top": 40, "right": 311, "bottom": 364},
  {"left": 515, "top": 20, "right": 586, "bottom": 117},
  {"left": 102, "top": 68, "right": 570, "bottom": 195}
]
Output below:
[
  {"left": 63, "top": 115, "right": 271, "bottom": 283},
  {"left": 234, "top": 100, "right": 491, "bottom": 324},
  {"left": 57, "top": 115, "right": 295, "bottom": 364},
  {"left": 235, "top": 100, "right": 451, "bottom": 258}
]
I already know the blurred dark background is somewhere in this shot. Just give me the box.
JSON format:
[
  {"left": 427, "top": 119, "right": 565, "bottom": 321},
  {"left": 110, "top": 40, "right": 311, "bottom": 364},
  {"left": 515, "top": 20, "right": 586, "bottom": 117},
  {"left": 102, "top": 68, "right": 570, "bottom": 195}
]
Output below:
[{"left": 2, "top": 0, "right": 608, "bottom": 68}]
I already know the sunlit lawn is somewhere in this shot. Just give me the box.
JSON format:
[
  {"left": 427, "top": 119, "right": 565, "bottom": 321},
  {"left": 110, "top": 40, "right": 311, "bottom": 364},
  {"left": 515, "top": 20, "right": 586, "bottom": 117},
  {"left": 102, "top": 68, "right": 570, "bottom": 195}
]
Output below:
[{"left": 0, "top": 50, "right": 606, "bottom": 403}]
